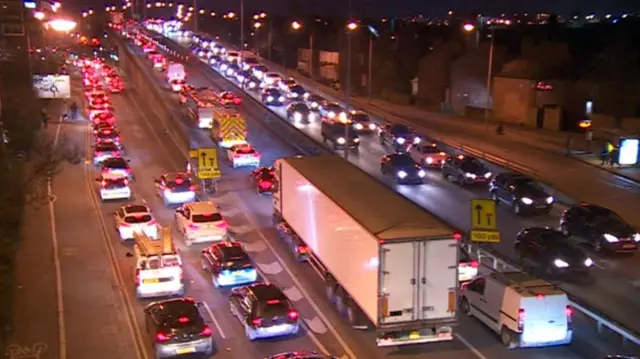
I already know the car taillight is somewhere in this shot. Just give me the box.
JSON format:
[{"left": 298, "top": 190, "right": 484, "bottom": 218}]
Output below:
[
  {"left": 216, "top": 221, "right": 227, "bottom": 229},
  {"left": 189, "top": 185, "right": 196, "bottom": 191},
  {"left": 135, "top": 268, "right": 140, "bottom": 286},
  {"left": 296, "top": 245, "right": 308, "bottom": 254},
  {"left": 125, "top": 168, "right": 131, "bottom": 173},
  {"left": 94, "top": 151, "right": 103, "bottom": 155},
  {"left": 453, "top": 232, "right": 462, "bottom": 240},
  {"left": 470, "top": 260, "right": 479, "bottom": 268},
  {"left": 155, "top": 332, "right": 169, "bottom": 342},
  {"left": 517, "top": 308, "right": 525, "bottom": 332},
  {"left": 259, "top": 181, "right": 271, "bottom": 189},
  {"left": 288, "top": 310, "right": 299, "bottom": 321},
  {"left": 101, "top": 180, "right": 107, "bottom": 187},
  {"left": 566, "top": 305, "right": 573, "bottom": 329},
  {"left": 148, "top": 219, "right": 157, "bottom": 225},
  {"left": 253, "top": 152, "right": 260, "bottom": 158},
  {"left": 189, "top": 224, "right": 200, "bottom": 230},
  {"left": 251, "top": 318, "right": 262, "bottom": 327},
  {"left": 114, "top": 151, "right": 121, "bottom": 156},
  {"left": 233, "top": 98, "right": 241, "bottom": 104},
  {"left": 201, "top": 325, "right": 212, "bottom": 337},
  {"left": 115, "top": 136, "right": 120, "bottom": 142}
]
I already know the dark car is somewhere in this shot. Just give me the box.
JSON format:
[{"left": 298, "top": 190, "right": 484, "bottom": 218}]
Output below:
[
  {"left": 201, "top": 241, "right": 258, "bottom": 287},
  {"left": 306, "top": 94, "right": 326, "bottom": 111},
  {"left": 348, "top": 111, "right": 377, "bottom": 132},
  {"left": 92, "top": 121, "right": 116, "bottom": 135},
  {"left": 252, "top": 65, "right": 268, "bottom": 78},
  {"left": 490, "top": 173, "right": 554, "bottom": 215},
  {"left": 101, "top": 157, "right": 132, "bottom": 179},
  {"left": 378, "top": 123, "right": 421, "bottom": 152},
  {"left": 275, "top": 221, "right": 309, "bottom": 262},
  {"left": 241, "top": 56, "right": 259, "bottom": 71},
  {"left": 208, "top": 54, "right": 221, "bottom": 66},
  {"left": 441, "top": 154, "right": 492, "bottom": 186},
  {"left": 515, "top": 227, "right": 594, "bottom": 276},
  {"left": 266, "top": 351, "right": 339, "bottom": 359},
  {"left": 318, "top": 102, "right": 346, "bottom": 120},
  {"left": 143, "top": 297, "right": 213, "bottom": 358},
  {"left": 380, "top": 153, "right": 426, "bottom": 184},
  {"left": 559, "top": 204, "right": 639, "bottom": 253},
  {"left": 251, "top": 167, "right": 278, "bottom": 194},
  {"left": 286, "top": 103, "right": 313, "bottom": 123},
  {"left": 92, "top": 142, "right": 122, "bottom": 165},
  {"left": 287, "top": 84, "right": 307, "bottom": 100},
  {"left": 262, "top": 88, "right": 285, "bottom": 106},
  {"left": 229, "top": 283, "right": 300, "bottom": 340},
  {"left": 94, "top": 128, "right": 121, "bottom": 145},
  {"left": 320, "top": 119, "right": 360, "bottom": 150},
  {"left": 245, "top": 76, "right": 261, "bottom": 91}
]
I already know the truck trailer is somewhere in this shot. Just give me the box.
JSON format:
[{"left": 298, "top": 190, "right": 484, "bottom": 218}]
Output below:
[{"left": 272, "top": 155, "right": 460, "bottom": 347}]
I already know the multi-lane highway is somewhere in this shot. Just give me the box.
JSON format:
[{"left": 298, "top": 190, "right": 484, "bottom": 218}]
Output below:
[
  {"left": 152, "top": 31, "right": 640, "bottom": 341},
  {"left": 115, "top": 30, "right": 613, "bottom": 358}
]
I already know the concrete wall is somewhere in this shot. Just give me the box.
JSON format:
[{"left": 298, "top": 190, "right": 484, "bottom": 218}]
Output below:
[
  {"left": 492, "top": 77, "right": 535, "bottom": 125},
  {"left": 619, "top": 117, "right": 640, "bottom": 135}
]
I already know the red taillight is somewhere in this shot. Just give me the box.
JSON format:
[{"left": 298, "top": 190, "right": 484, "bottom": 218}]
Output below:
[
  {"left": 201, "top": 325, "right": 212, "bottom": 337},
  {"left": 536, "top": 294, "right": 544, "bottom": 299},
  {"left": 189, "top": 224, "right": 199, "bottom": 230},
  {"left": 115, "top": 136, "right": 120, "bottom": 142},
  {"left": 297, "top": 245, "right": 308, "bottom": 254},
  {"left": 453, "top": 232, "right": 462, "bottom": 240},
  {"left": 288, "top": 310, "right": 299, "bottom": 321},
  {"left": 253, "top": 152, "right": 261, "bottom": 158},
  {"left": 156, "top": 332, "right": 169, "bottom": 342},
  {"left": 178, "top": 316, "right": 189, "bottom": 323},
  {"left": 259, "top": 181, "right": 271, "bottom": 189},
  {"left": 188, "top": 185, "right": 196, "bottom": 191},
  {"left": 266, "top": 299, "right": 280, "bottom": 304},
  {"left": 114, "top": 151, "right": 121, "bottom": 156},
  {"left": 125, "top": 168, "right": 131, "bottom": 173},
  {"left": 135, "top": 269, "right": 140, "bottom": 286},
  {"left": 517, "top": 309, "right": 525, "bottom": 331},
  {"left": 148, "top": 219, "right": 157, "bottom": 225},
  {"left": 252, "top": 318, "right": 262, "bottom": 327},
  {"left": 216, "top": 221, "right": 227, "bottom": 229},
  {"left": 470, "top": 260, "right": 479, "bottom": 268},
  {"left": 175, "top": 178, "right": 184, "bottom": 184},
  {"left": 233, "top": 154, "right": 240, "bottom": 158},
  {"left": 94, "top": 151, "right": 103, "bottom": 155},
  {"left": 566, "top": 305, "right": 573, "bottom": 329},
  {"left": 101, "top": 180, "right": 107, "bottom": 187},
  {"left": 233, "top": 97, "right": 241, "bottom": 104}
]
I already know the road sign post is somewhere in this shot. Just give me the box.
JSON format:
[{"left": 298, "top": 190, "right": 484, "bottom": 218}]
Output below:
[{"left": 470, "top": 199, "right": 501, "bottom": 243}]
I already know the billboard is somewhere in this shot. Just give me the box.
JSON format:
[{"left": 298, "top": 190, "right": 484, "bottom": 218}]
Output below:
[{"left": 32, "top": 75, "right": 71, "bottom": 99}]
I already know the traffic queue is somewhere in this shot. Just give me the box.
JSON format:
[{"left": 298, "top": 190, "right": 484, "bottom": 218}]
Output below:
[{"left": 116, "top": 20, "right": 640, "bottom": 357}]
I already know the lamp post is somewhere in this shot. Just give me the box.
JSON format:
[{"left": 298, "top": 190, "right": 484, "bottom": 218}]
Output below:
[
  {"left": 344, "top": 20, "right": 358, "bottom": 161},
  {"left": 291, "top": 21, "right": 313, "bottom": 77},
  {"left": 192, "top": 0, "right": 198, "bottom": 32},
  {"left": 464, "top": 23, "right": 494, "bottom": 131},
  {"left": 239, "top": 0, "right": 245, "bottom": 65}
]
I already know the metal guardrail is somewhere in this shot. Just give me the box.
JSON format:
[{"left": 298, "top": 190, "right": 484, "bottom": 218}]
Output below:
[{"left": 150, "top": 29, "right": 639, "bottom": 351}]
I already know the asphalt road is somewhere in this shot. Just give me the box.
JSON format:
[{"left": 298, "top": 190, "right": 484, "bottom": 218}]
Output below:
[
  {"left": 156, "top": 33, "right": 640, "bottom": 339},
  {"left": 122, "top": 35, "right": 613, "bottom": 359}
]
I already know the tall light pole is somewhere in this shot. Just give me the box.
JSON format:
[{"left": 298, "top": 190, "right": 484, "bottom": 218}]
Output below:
[
  {"left": 291, "top": 21, "right": 313, "bottom": 77},
  {"left": 366, "top": 25, "right": 379, "bottom": 103},
  {"left": 239, "top": 0, "right": 245, "bottom": 65},
  {"left": 463, "top": 23, "right": 494, "bottom": 131},
  {"left": 193, "top": 0, "right": 198, "bottom": 32},
  {"left": 345, "top": 20, "right": 358, "bottom": 161}
]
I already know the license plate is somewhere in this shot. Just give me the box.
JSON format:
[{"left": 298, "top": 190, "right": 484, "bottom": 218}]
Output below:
[
  {"left": 143, "top": 278, "right": 159, "bottom": 284},
  {"left": 175, "top": 347, "right": 196, "bottom": 354},
  {"left": 623, "top": 244, "right": 635, "bottom": 249},
  {"left": 409, "top": 331, "right": 420, "bottom": 340}
]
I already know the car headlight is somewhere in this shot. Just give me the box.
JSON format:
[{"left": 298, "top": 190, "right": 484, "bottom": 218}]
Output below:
[
  {"left": 584, "top": 258, "right": 594, "bottom": 267},
  {"left": 238, "top": 75, "right": 245, "bottom": 82},
  {"left": 413, "top": 137, "right": 421, "bottom": 144},
  {"left": 221, "top": 64, "right": 228, "bottom": 70},
  {"left": 520, "top": 197, "right": 533, "bottom": 205},
  {"left": 337, "top": 137, "right": 346, "bottom": 144},
  {"left": 484, "top": 172, "right": 492, "bottom": 179},
  {"left": 546, "top": 196, "right": 554, "bottom": 204},
  {"left": 249, "top": 82, "right": 256, "bottom": 88},
  {"left": 634, "top": 233, "right": 640, "bottom": 242},
  {"left": 303, "top": 92, "right": 310, "bottom": 98},
  {"left": 308, "top": 113, "right": 315, "bottom": 120},
  {"left": 267, "top": 96, "right": 274, "bottom": 102},
  {"left": 418, "top": 170, "right": 426, "bottom": 178},
  {"left": 291, "top": 93, "right": 298, "bottom": 97},
  {"left": 554, "top": 259, "right": 569, "bottom": 268},
  {"left": 278, "top": 96, "right": 285, "bottom": 102},
  {"left": 328, "top": 111, "right": 336, "bottom": 118},
  {"left": 603, "top": 233, "right": 619, "bottom": 242},
  {"left": 293, "top": 112, "right": 302, "bottom": 120},
  {"left": 465, "top": 172, "right": 476, "bottom": 179},
  {"left": 396, "top": 137, "right": 406, "bottom": 144},
  {"left": 353, "top": 138, "right": 360, "bottom": 143},
  {"left": 354, "top": 123, "right": 363, "bottom": 130},
  {"left": 198, "top": 51, "right": 204, "bottom": 57},
  {"left": 397, "top": 170, "right": 407, "bottom": 179},
  {"left": 209, "top": 58, "right": 217, "bottom": 64},
  {"left": 369, "top": 123, "right": 377, "bottom": 130}
]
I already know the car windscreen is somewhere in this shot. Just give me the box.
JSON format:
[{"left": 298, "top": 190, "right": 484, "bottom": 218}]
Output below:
[
  {"left": 124, "top": 214, "right": 152, "bottom": 223},
  {"left": 192, "top": 213, "right": 223, "bottom": 223},
  {"left": 222, "top": 256, "right": 252, "bottom": 270},
  {"left": 329, "top": 123, "right": 357, "bottom": 136},
  {"left": 167, "top": 178, "right": 191, "bottom": 191},
  {"left": 102, "top": 178, "right": 127, "bottom": 188},
  {"left": 265, "top": 89, "right": 281, "bottom": 96},
  {"left": 290, "top": 85, "right": 305, "bottom": 93},
  {"left": 256, "top": 301, "right": 291, "bottom": 318},
  {"left": 460, "top": 158, "right": 484, "bottom": 172},
  {"left": 104, "top": 158, "right": 127, "bottom": 168},
  {"left": 391, "top": 155, "right": 415, "bottom": 166}
]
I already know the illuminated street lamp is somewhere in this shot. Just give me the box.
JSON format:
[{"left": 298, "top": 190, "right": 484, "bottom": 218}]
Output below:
[
  {"left": 227, "top": 11, "right": 235, "bottom": 19},
  {"left": 146, "top": 3, "right": 151, "bottom": 8},
  {"left": 253, "top": 14, "right": 259, "bottom": 20},
  {"left": 463, "top": 22, "right": 493, "bottom": 130},
  {"left": 210, "top": 12, "right": 216, "bottom": 17},
  {"left": 253, "top": 22, "right": 261, "bottom": 29},
  {"left": 82, "top": 12, "right": 88, "bottom": 17},
  {"left": 259, "top": 12, "right": 266, "bottom": 18},
  {"left": 347, "top": 21, "right": 358, "bottom": 31},
  {"left": 47, "top": 19, "right": 78, "bottom": 32},
  {"left": 463, "top": 23, "right": 475, "bottom": 32},
  {"left": 199, "top": 9, "right": 204, "bottom": 14},
  {"left": 291, "top": 21, "right": 301, "bottom": 30},
  {"left": 88, "top": 9, "right": 94, "bottom": 14},
  {"left": 34, "top": 11, "right": 45, "bottom": 20}
]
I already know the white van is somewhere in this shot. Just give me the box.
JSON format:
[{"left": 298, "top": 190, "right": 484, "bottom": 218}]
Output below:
[
  {"left": 459, "top": 271, "right": 573, "bottom": 348},
  {"left": 166, "top": 62, "right": 185, "bottom": 82}
]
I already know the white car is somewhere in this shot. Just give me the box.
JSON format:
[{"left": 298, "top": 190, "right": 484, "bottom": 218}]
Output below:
[
  {"left": 97, "top": 172, "right": 131, "bottom": 201},
  {"left": 175, "top": 201, "right": 228, "bottom": 246},
  {"left": 227, "top": 144, "right": 261, "bottom": 168},
  {"left": 262, "top": 72, "right": 281, "bottom": 87},
  {"left": 114, "top": 204, "right": 158, "bottom": 241},
  {"left": 155, "top": 172, "right": 197, "bottom": 206}
]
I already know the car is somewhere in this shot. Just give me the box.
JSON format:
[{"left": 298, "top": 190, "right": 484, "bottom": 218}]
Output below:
[
  {"left": 114, "top": 204, "right": 158, "bottom": 240},
  {"left": 458, "top": 248, "right": 479, "bottom": 283},
  {"left": 229, "top": 283, "right": 300, "bottom": 340},
  {"left": 218, "top": 61, "right": 231, "bottom": 72},
  {"left": 146, "top": 50, "right": 161, "bottom": 61},
  {"left": 107, "top": 76, "right": 124, "bottom": 93},
  {"left": 227, "top": 143, "right": 261, "bottom": 168},
  {"left": 152, "top": 56, "right": 167, "bottom": 70},
  {"left": 96, "top": 172, "right": 131, "bottom": 201},
  {"left": 225, "top": 50, "right": 240, "bottom": 63},
  {"left": 142, "top": 42, "right": 155, "bottom": 53},
  {"left": 211, "top": 44, "right": 225, "bottom": 55},
  {"left": 88, "top": 105, "right": 115, "bottom": 122},
  {"left": 318, "top": 102, "right": 346, "bottom": 120},
  {"left": 515, "top": 227, "right": 594, "bottom": 276},
  {"left": 348, "top": 110, "right": 377, "bottom": 132},
  {"left": 92, "top": 142, "right": 122, "bottom": 165},
  {"left": 175, "top": 201, "right": 228, "bottom": 246},
  {"left": 380, "top": 153, "right": 426, "bottom": 184},
  {"left": 275, "top": 222, "right": 309, "bottom": 262},
  {"left": 155, "top": 172, "right": 196, "bottom": 206},
  {"left": 91, "top": 111, "right": 116, "bottom": 125},
  {"left": 441, "top": 154, "right": 492, "bottom": 186},
  {"left": 265, "top": 351, "right": 339, "bottom": 359},
  {"left": 320, "top": 119, "right": 360, "bottom": 150},
  {"left": 241, "top": 56, "right": 259, "bottom": 71},
  {"left": 88, "top": 93, "right": 110, "bottom": 109},
  {"left": 305, "top": 94, "right": 326, "bottom": 111},
  {"left": 408, "top": 143, "right": 448, "bottom": 168},
  {"left": 559, "top": 204, "right": 639, "bottom": 253},
  {"left": 252, "top": 65, "right": 268, "bottom": 79},
  {"left": 169, "top": 78, "right": 185, "bottom": 92},
  {"left": 86, "top": 89, "right": 109, "bottom": 102},
  {"left": 490, "top": 173, "right": 554, "bottom": 216},
  {"left": 278, "top": 78, "right": 296, "bottom": 92},
  {"left": 250, "top": 167, "right": 278, "bottom": 194},
  {"left": 235, "top": 70, "right": 252, "bottom": 84},
  {"left": 219, "top": 91, "right": 242, "bottom": 106},
  {"left": 223, "top": 63, "right": 240, "bottom": 78},
  {"left": 286, "top": 84, "right": 308, "bottom": 100},
  {"left": 92, "top": 122, "right": 116, "bottom": 135},
  {"left": 101, "top": 157, "right": 132, "bottom": 179},
  {"left": 262, "top": 72, "right": 282, "bottom": 87},
  {"left": 94, "top": 128, "right": 121, "bottom": 144},
  {"left": 208, "top": 54, "right": 221, "bottom": 66},
  {"left": 201, "top": 241, "right": 258, "bottom": 287},
  {"left": 245, "top": 76, "right": 261, "bottom": 91},
  {"left": 143, "top": 298, "right": 214, "bottom": 358},
  {"left": 286, "top": 103, "right": 314, "bottom": 123},
  {"left": 262, "top": 88, "right": 285, "bottom": 106},
  {"left": 378, "top": 123, "right": 421, "bottom": 152}
]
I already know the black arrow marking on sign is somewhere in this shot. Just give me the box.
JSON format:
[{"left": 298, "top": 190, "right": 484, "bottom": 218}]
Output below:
[
  {"left": 208, "top": 157, "right": 215, "bottom": 167},
  {"left": 475, "top": 204, "right": 483, "bottom": 225},
  {"left": 200, "top": 151, "right": 207, "bottom": 167},
  {"left": 486, "top": 212, "right": 493, "bottom": 227}
]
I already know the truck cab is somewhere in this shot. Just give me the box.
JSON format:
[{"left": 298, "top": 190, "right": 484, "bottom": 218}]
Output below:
[{"left": 133, "top": 227, "right": 184, "bottom": 298}]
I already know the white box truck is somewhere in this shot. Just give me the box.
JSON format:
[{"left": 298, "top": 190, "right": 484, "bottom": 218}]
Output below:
[{"left": 273, "top": 155, "right": 460, "bottom": 347}]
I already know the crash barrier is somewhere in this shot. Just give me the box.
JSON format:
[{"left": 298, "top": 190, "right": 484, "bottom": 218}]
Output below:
[{"left": 154, "top": 30, "right": 640, "bottom": 351}]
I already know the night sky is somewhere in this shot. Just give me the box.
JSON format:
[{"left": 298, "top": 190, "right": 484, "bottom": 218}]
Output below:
[{"left": 66, "top": 0, "right": 640, "bottom": 17}]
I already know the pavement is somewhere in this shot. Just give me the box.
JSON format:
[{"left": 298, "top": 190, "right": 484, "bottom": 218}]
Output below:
[{"left": 141, "top": 32, "right": 637, "bottom": 358}]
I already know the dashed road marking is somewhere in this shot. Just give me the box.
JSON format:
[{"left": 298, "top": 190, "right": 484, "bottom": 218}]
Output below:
[
  {"left": 255, "top": 261, "right": 283, "bottom": 276},
  {"left": 283, "top": 286, "right": 304, "bottom": 302},
  {"left": 304, "top": 316, "right": 328, "bottom": 335},
  {"left": 241, "top": 240, "right": 268, "bottom": 253}
]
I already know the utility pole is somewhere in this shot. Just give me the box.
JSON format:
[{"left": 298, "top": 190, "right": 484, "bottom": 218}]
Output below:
[
  {"left": 367, "top": 34, "right": 372, "bottom": 102},
  {"left": 267, "top": 19, "right": 272, "bottom": 61},
  {"left": 240, "top": 0, "right": 244, "bottom": 63},
  {"left": 193, "top": 0, "right": 198, "bottom": 32},
  {"left": 309, "top": 33, "right": 314, "bottom": 78},
  {"left": 344, "top": 0, "right": 352, "bottom": 161},
  {"left": 484, "top": 28, "right": 494, "bottom": 131}
]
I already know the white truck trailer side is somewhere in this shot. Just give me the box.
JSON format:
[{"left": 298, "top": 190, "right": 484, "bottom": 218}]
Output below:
[{"left": 273, "top": 155, "right": 460, "bottom": 347}]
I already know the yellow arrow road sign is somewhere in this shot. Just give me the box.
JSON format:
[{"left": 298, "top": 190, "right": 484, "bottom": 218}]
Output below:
[
  {"left": 471, "top": 199, "right": 497, "bottom": 230},
  {"left": 196, "top": 148, "right": 220, "bottom": 179}
]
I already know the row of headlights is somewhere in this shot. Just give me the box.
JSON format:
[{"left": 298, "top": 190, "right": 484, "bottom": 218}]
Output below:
[
  {"left": 554, "top": 258, "right": 594, "bottom": 268},
  {"left": 521, "top": 196, "right": 555, "bottom": 205},
  {"left": 336, "top": 137, "right": 359, "bottom": 144},
  {"left": 395, "top": 137, "right": 421, "bottom": 145},
  {"left": 603, "top": 233, "right": 640, "bottom": 243},
  {"left": 465, "top": 172, "right": 492, "bottom": 179},
  {"left": 266, "top": 95, "right": 285, "bottom": 103},
  {"left": 397, "top": 170, "right": 426, "bottom": 179}
]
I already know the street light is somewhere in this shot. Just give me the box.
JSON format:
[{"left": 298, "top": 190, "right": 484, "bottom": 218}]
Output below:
[
  {"left": 259, "top": 12, "right": 266, "bottom": 18},
  {"left": 47, "top": 19, "right": 77, "bottom": 32},
  {"left": 291, "top": 21, "right": 314, "bottom": 77},
  {"left": 463, "top": 23, "right": 494, "bottom": 131},
  {"left": 34, "top": 11, "right": 45, "bottom": 20},
  {"left": 344, "top": 20, "right": 358, "bottom": 161},
  {"left": 291, "top": 21, "right": 301, "bottom": 30},
  {"left": 463, "top": 23, "right": 475, "bottom": 32},
  {"left": 227, "top": 11, "right": 235, "bottom": 19},
  {"left": 347, "top": 21, "right": 358, "bottom": 31},
  {"left": 253, "top": 22, "right": 261, "bottom": 29}
]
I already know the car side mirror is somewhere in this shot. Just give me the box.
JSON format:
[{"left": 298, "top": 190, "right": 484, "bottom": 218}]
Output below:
[{"left": 125, "top": 252, "right": 133, "bottom": 257}]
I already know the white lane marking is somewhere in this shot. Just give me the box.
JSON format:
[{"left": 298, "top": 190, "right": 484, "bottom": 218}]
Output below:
[
  {"left": 255, "top": 261, "right": 283, "bottom": 276},
  {"left": 454, "top": 333, "right": 489, "bottom": 359},
  {"left": 241, "top": 240, "right": 268, "bottom": 253},
  {"left": 50, "top": 121, "right": 67, "bottom": 359},
  {"left": 201, "top": 301, "right": 227, "bottom": 339},
  {"left": 230, "top": 192, "right": 358, "bottom": 359},
  {"left": 304, "top": 317, "right": 328, "bottom": 335},
  {"left": 283, "top": 286, "right": 304, "bottom": 302}
]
